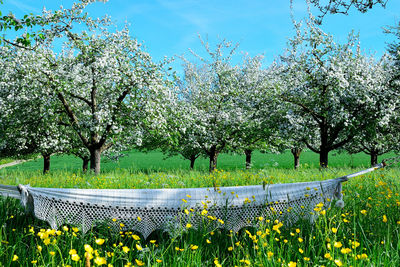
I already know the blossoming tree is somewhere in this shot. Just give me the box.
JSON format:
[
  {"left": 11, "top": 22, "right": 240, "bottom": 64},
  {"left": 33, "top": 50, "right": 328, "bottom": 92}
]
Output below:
[{"left": 280, "top": 18, "right": 388, "bottom": 167}]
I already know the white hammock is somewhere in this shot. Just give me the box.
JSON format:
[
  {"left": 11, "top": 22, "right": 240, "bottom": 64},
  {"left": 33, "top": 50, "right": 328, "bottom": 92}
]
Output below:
[{"left": 0, "top": 164, "right": 384, "bottom": 238}]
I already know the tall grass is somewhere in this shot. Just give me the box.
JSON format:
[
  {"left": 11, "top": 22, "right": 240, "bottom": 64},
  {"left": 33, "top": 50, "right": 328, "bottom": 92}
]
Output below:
[
  {"left": 1, "top": 151, "right": 399, "bottom": 265},
  {"left": 0, "top": 166, "right": 399, "bottom": 266}
]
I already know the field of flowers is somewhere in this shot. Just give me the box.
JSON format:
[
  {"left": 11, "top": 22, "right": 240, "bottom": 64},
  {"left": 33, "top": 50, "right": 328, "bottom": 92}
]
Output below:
[{"left": 0, "top": 167, "right": 399, "bottom": 266}]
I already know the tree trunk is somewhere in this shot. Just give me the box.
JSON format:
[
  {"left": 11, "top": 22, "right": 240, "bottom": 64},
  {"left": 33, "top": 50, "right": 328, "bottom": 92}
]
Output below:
[
  {"left": 370, "top": 151, "right": 378, "bottom": 166},
  {"left": 82, "top": 158, "right": 89, "bottom": 173},
  {"left": 90, "top": 148, "right": 101, "bottom": 175},
  {"left": 190, "top": 155, "right": 196, "bottom": 169},
  {"left": 320, "top": 125, "right": 329, "bottom": 168},
  {"left": 245, "top": 149, "right": 252, "bottom": 169},
  {"left": 42, "top": 153, "right": 51, "bottom": 174},
  {"left": 291, "top": 147, "right": 302, "bottom": 170},
  {"left": 320, "top": 149, "right": 329, "bottom": 168},
  {"left": 209, "top": 146, "right": 219, "bottom": 173}
]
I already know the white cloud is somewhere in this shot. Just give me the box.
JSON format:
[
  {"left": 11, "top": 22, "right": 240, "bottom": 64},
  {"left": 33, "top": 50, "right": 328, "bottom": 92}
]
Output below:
[{"left": 7, "top": 0, "right": 41, "bottom": 14}]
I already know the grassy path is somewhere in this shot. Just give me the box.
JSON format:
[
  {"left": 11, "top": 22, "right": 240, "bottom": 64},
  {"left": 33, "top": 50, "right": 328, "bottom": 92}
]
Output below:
[{"left": 0, "top": 159, "right": 31, "bottom": 170}]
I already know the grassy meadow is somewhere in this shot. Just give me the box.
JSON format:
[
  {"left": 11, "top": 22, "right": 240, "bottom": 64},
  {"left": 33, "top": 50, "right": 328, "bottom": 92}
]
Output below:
[{"left": 0, "top": 150, "right": 399, "bottom": 266}]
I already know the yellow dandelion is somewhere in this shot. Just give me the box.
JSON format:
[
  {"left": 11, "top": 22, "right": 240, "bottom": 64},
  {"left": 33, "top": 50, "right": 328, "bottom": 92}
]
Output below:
[
  {"left": 383, "top": 215, "right": 388, "bottom": 223},
  {"left": 298, "top": 237, "right": 303, "bottom": 243},
  {"left": 186, "top": 223, "right": 192, "bottom": 229},
  {"left": 360, "top": 210, "right": 367, "bottom": 215},
  {"left": 84, "top": 244, "right": 94, "bottom": 253},
  {"left": 288, "top": 261, "right": 297, "bottom": 267},
  {"left": 94, "top": 257, "right": 107, "bottom": 265},
  {"left": 334, "top": 241, "right": 342, "bottom": 248},
  {"left": 12, "top": 255, "right": 18, "bottom": 262},
  {"left": 340, "top": 247, "right": 351, "bottom": 254},
  {"left": 122, "top": 246, "right": 130, "bottom": 253},
  {"left": 71, "top": 254, "right": 80, "bottom": 261},
  {"left": 332, "top": 227, "right": 338, "bottom": 234},
  {"left": 334, "top": 259, "right": 343, "bottom": 266},
  {"left": 132, "top": 235, "right": 140, "bottom": 240},
  {"left": 135, "top": 259, "right": 145, "bottom": 266},
  {"left": 206, "top": 239, "right": 211, "bottom": 244},
  {"left": 191, "top": 245, "right": 199, "bottom": 250},
  {"left": 96, "top": 238, "right": 105, "bottom": 245},
  {"left": 136, "top": 244, "right": 143, "bottom": 251}
]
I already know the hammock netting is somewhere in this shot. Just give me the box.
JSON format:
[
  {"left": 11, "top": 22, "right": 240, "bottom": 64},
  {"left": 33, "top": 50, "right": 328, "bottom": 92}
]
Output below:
[{"left": 0, "top": 164, "right": 383, "bottom": 239}]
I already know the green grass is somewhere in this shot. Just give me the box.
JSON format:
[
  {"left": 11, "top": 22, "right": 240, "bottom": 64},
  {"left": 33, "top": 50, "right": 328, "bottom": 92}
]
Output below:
[
  {"left": 0, "top": 158, "right": 15, "bottom": 165},
  {"left": 0, "top": 168, "right": 399, "bottom": 266},
  {"left": 1, "top": 150, "right": 395, "bottom": 174},
  {"left": 0, "top": 150, "right": 399, "bottom": 266}
]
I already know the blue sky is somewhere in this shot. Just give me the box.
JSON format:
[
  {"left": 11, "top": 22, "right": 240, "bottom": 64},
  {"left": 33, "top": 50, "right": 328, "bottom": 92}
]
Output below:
[{"left": 1, "top": 0, "right": 400, "bottom": 68}]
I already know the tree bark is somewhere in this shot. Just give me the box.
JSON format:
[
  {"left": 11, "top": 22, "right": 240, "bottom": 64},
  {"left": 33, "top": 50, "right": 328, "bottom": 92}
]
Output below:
[
  {"left": 190, "top": 154, "right": 196, "bottom": 169},
  {"left": 42, "top": 153, "right": 51, "bottom": 174},
  {"left": 291, "top": 147, "right": 302, "bottom": 170},
  {"left": 370, "top": 150, "right": 378, "bottom": 166},
  {"left": 90, "top": 148, "right": 101, "bottom": 175},
  {"left": 82, "top": 158, "right": 89, "bottom": 173},
  {"left": 245, "top": 149, "right": 252, "bottom": 169},
  {"left": 320, "top": 149, "right": 329, "bottom": 168},
  {"left": 320, "top": 124, "right": 329, "bottom": 168},
  {"left": 209, "top": 146, "right": 219, "bottom": 173}
]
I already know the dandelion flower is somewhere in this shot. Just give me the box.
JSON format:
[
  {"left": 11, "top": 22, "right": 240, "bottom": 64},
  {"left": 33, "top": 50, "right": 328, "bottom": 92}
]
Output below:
[
  {"left": 136, "top": 244, "right": 143, "bottom": 251},
  {"left": 334, "top": 259, "right": 343, "bottom": 266},
  {"left": 135, "top": 259, "right": 145, "bottom": 266},
  {"left": 96, "top": 238, "right": 105, "bottom": 245},
  {"left": 122, "top": 246, "right": 130, "bottom": 253},
  {"left": 12, "top": 255, "right": 18, "bottom": 261},
  {"left": 383, "top": 215, "right": 388, "bottom": 223},
  {"left": 360, "top": 210, "right": 367, "bottom": 215},
  {"left": 334, "top": 241, "right": 342, "bottom": 248},
  {"left": 71, "top": 254, "right": 80, "bottom": 261},
  {"left": 94, "top": 257, "right": 107, "bottom": 265},
  {"left": 341, "top": 247, "right": 351, "bottom": 254}
]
